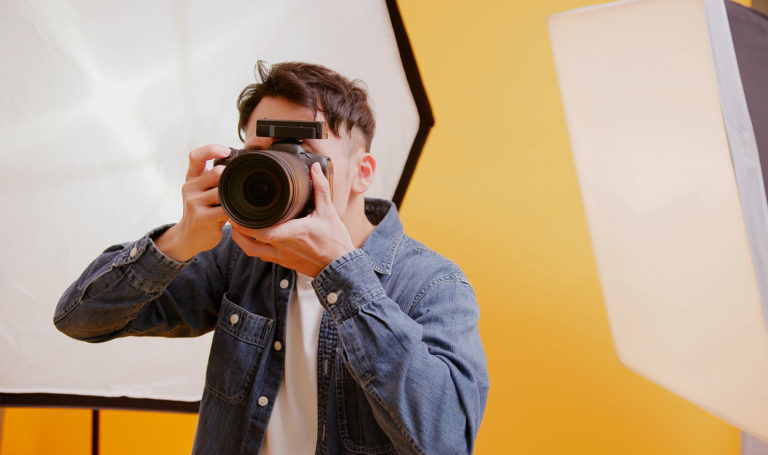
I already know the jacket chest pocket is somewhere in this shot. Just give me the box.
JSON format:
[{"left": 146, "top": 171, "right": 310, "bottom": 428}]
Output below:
[
  {"left": 205, "top": 294, "right": 274, "bottom": 404},
  {"left": 336, "top": 355, "right": 396, "bottom": 454}
]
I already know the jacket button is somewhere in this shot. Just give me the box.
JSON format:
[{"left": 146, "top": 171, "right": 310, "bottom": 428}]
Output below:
[
  {"left": 258, "top": 396, "right": 269, "bottom": 407},
  {"left": 229, "top": 314, "right": 239, "bottom": 325},
  {"left": 273, "top": 341, "right": 282, "bottom": 351},
  {"left": 326, "top": 292, "right": 338, "bottom": 304},
  {"left": 129, "top": 246, "right": 138, "bottom": 258},
  {"left": 279, "top": 279, "right": 290, "bottom": 289}
]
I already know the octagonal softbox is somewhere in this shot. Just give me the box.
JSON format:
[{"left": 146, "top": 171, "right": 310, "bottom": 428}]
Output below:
[
  {"left": 550, "top": 0, "right": 768, "bottom": 441},
  {"left": 0, "top": 0, "right": 432, "bottom": 409}
]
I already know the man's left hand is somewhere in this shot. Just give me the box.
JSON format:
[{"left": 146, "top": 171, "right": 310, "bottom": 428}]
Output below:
[{"left": 230, "top": 162, "right": 356, "bottom": 277}]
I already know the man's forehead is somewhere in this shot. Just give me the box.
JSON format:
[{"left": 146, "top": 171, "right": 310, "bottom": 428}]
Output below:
[
  {"left": 248, "top": 97, "right": 319, "bottom": 124},
  {"left": 245, "top": 98, "right": 342, "bottom": 144}
]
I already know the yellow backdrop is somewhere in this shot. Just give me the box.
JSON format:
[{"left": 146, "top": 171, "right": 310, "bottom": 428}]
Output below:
[{"left": 0, "top": 0, "right": 753, "bottom": 454}]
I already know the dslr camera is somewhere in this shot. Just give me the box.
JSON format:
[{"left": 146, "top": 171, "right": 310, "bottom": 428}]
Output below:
[{"left": 214, "top": 119, "right": 333, "bottom": 229}]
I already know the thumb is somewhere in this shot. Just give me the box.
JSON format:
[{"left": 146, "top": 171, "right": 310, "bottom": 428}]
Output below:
[{"left": 311, "top": 162, "right": 333, "bottom": 214}]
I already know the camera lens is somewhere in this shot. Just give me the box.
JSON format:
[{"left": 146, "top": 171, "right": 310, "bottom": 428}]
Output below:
[
  {"left": 243, "top": 171, "right": 281, "bottom": 208},
  {"left": 218, "top": 150, "right": 312, "bottom": 229}
]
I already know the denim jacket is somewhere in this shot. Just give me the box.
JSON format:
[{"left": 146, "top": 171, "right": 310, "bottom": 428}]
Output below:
[{"left": 55, "top": 198, "right": 489, "bottom": 455}]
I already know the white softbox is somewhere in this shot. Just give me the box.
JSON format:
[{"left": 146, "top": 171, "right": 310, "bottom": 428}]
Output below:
[
  {"left": 550, "top": 0, "right": 768, "bottom": 442},
  {"left": 0, "top": 0, "right": 431, "bottom": 409}
]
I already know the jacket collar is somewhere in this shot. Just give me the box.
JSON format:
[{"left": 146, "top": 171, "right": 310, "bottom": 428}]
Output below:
[{"left": 361, "top": 198, "right": 404, "bottom": 276}]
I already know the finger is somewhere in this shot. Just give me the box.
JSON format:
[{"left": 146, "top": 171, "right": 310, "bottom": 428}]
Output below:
[
  {"left": 199, "top": 205, "right": 229, "bottom": 223},
  {"left": 230, "top": 218, "right": 306, "bottom": 245},
  {"left": 311, "top": 162, "right": 333, "bottom": 215},
  {"left": 229, "top": 221, "right": 273, "bottom": 243},
  {"left": 183, "top": 190, "right": 227, "bottom": 220},
  {"left": 184, "top": 166, "right": 224, "bottom": 195},
  {"left": 196, "top": 187, "right": 221, "bottom": 207},
  {"left": 198, "top": 165, "right": 225, "bottom": 191},
  {"left": 261, "top": 219, "right": 305, "bottom": 244},
  {"left": 231, "top": 228, "right": 279, "bottom": 259},
  {"left": 187, "top": 144, "right": 231, "bottom": 181}
]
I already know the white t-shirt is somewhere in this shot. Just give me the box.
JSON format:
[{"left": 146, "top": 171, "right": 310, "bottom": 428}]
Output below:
[{"left": 260, "top": 273, "right": 324, "bottom": 455}]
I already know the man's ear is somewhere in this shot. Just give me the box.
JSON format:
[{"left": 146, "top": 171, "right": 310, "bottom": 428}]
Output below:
[{"left": 352, "top": 153, "right": 376, "bottom": 194}]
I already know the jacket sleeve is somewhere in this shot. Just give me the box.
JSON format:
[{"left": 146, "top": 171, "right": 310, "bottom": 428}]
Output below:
[
  {"left": 313, "top": 249, "right": 489, "bottom": 455},
  {"left": 54, "top": 225, "right": 233, "bottom": 342}
]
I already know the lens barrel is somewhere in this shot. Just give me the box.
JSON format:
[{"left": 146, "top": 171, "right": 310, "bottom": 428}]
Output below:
[{"left": 218, "top": 150, "right": 313, "bottom": 229}]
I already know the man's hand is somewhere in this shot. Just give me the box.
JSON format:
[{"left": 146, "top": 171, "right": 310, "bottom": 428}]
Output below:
[
  {"left": 155, "top": 145, "right": 231, "bottom": 262},
  {"left": 230, "top": 162, "right": 356, "bottom": 277}
]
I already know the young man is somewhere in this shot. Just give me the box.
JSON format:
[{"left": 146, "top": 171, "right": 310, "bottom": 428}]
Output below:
[{"left": 55, "top": 61, "right": 489, "bottom": 455}]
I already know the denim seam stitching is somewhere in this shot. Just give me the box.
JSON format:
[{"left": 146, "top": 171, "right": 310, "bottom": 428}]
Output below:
[
  {"left": 53, "top": 265, "right": 117, "bottom": 324},
  {"left": 205, "top": 328, "right": 270, "bottom": 404},
  {"left": 407, "top": 274, "right": 467, "bottom": 315},
  {"left": 217, "top": 315, "right": 273, "bottom": 346},
  {"left": 336, "top": 363, "right": 396, "bottom": 454},
  {"left": 373, "top": 229, "right": 403, "bottom": 274},
  {"left": 124, "top": 266, "right": 170, "bottom": 294},
  {"left": 361, "top": 381, "right": 427, "bottom": 455},
  {"left": 227, "top": 244, "right": 240, "bottom": 286},
  {"left": 315, "top": 249, "right": 366, "bottom": 289}
]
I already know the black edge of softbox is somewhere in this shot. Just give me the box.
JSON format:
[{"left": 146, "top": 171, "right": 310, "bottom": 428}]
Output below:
[
  {"left": 0, "top": 0, "right": 432, "bottom": 413},
  {"left": 388, "top": 0, "right": 435, "bottom": 209},
  {"left": 0, "top": 393, "right": 199, "bottom": 413}
]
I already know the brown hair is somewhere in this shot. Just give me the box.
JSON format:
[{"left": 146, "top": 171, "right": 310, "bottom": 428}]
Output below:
[{"left": 237, "top": 61, "right": 375, "bottom": 152}]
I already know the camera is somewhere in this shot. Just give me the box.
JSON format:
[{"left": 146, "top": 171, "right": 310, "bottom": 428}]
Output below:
[{"left": 214, "top": 120, "right": 333, "bottom": 229}]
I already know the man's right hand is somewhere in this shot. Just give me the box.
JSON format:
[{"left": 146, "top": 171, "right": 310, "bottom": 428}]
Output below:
[{"left": 155, "top": 144, "right": 232, "bottom": 262}]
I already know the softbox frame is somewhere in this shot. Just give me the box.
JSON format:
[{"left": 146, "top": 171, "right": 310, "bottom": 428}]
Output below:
[{"left": 0, "top": 0, "right": 432, "bottom": 412}]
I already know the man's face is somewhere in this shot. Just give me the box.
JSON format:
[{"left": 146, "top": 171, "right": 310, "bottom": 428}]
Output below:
[{"left": 242, "top": 96, "right": 364, "bottom": 220}]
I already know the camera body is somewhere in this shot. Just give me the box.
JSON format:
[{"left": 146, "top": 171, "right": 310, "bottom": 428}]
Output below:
[{"left": 214, "top": 120, "right": 333, "bottom": 229}]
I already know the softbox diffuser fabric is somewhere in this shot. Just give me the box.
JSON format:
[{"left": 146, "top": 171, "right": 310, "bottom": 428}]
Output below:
[
  {"left": 550, "top": 0, "right": 768, "bottom": 441},
  {"left": 0, "top": 0, "right": 428, "bottom": 405}
]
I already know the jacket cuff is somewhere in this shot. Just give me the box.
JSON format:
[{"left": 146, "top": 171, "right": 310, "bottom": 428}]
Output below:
[
  {"left": 313, "top": 249, "right": 385, "bottom": 323},
  {"left": 112, "top": 224, "right": 190, "bottom": 293}
]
